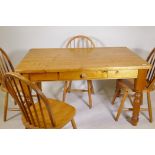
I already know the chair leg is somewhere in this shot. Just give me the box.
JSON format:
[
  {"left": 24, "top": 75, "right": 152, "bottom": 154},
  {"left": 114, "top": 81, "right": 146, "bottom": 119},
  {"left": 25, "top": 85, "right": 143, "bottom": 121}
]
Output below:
[
  {"left": 68, "top": 81, "right": 72, "bottom": 93},
  {"left": 112, "top": 80, "right": 121, "bottom": 105},
  {"left": 116, "top": 80, "right": 121, "bottom": 97},
  {"left": 71, "top": 118, "right": 77, "bottom": 129},
  {"left": 128, "top": 94, "right": 133, "bottom": 106},
  {"left": 63, "top": 81, "right": 68, "bottom": 102},
  {"left": 89, "top": 80, "right": 95, "bottom": 94},
  {"left": 140, "top": 92, "right": 143, "bottom": 105},
  {"left": 3, "top": 92, "right": 9, "bottom": 122},
  {"left": 115, "top": 90, "right": 128, "bottom": 121},
  {"left": 147, "top": 91, "right": 153, "bottom": 123},
  {"left": 112, "top": 87, "right": 121, "bottom": 105},
  {"left": 87, "top": 80, "right": 92, "bottom": 109}
]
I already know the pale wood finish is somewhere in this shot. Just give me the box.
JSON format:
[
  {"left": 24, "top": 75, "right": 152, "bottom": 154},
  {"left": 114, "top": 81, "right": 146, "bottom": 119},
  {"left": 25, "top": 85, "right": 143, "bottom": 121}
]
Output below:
[
  {"left": 63, "top": 35, "right": 95, "bottom": 108},
  {"left": 60, "top": 70, "right": 108, "bottom": 80},
  {"left": 0, "top": 48, "right": 20, "bottom": 121},
  {"left": 132, "top": 69, "right": 148, "bottom": 125},
  {"left": 4, "top": 72, "right": 77, "bottom": 129},
  {"left": 16, "top": 47, "right": 150, "bottom": 74},
  {"left": 16, "top": 47, "right": 151, "bottom": 125},
  {"left": 112, "top": 48, "right": 155, "bottom": 123}
]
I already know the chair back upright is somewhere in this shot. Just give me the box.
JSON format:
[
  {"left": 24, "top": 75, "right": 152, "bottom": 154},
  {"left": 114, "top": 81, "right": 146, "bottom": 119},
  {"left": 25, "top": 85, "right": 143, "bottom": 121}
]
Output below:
[
  {"left": 146, "top": 48, "right": 155, "bottom": 90},
  {"left": 0, "top": 48, "right": 14, "bottom": 87},
  {"left": 66, "top": 35, "right": 95, "bottom": 48},
  {"left": 4, "top": 72, "right": 56, "bottom": 128}
]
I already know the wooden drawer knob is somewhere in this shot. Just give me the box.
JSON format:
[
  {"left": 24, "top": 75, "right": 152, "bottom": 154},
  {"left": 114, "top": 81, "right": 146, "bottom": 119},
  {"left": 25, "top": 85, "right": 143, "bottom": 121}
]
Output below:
[
  {"left": 80, "top": 73, "right": 87, "bottom": 79},
  {"left": 101, "top": 70, "right": 107, "bottom": 73}
]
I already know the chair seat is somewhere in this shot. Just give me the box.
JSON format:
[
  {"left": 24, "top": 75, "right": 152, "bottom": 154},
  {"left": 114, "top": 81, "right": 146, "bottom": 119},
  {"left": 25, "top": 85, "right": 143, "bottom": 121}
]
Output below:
[
  {"left": 22, "top": 99, "right": 76, "bottom": 129},
  {"left": 118, "top": 79, "right": 135, "bottom": 91}
]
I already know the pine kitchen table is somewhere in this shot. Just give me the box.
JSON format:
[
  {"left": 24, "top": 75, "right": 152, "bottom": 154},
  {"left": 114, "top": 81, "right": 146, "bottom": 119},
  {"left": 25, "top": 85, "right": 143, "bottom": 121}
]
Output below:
[{"left": 16, "top": 47, "right": 151, "bottom": 126}]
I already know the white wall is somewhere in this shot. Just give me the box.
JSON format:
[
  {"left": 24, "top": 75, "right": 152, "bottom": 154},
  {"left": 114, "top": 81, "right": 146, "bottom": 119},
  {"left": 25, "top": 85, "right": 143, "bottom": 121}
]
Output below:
[
  {"left": 0, "top": 26, "right": 155, "bottom": 63},
  {"left": 0, "top": 26, "right": 155, "bottom": 98}
]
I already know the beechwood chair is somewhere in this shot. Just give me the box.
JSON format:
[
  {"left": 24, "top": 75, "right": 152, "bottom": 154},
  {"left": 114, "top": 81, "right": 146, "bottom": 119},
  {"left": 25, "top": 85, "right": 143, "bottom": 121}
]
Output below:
[
  {"left": 0, "top": 48, "right": 42, "bottom": 122},
  {"left": 63, "top": 35, "right": 95, "bottom": 109},
  {"left": 0, "top": 48, "right": 20, "bottom": 121},
  {"left": 112, "top": 48, "right": 155, "bottom": 122},
  {"left": 4, "top": 72, "right": 77, "bottom": 129}
]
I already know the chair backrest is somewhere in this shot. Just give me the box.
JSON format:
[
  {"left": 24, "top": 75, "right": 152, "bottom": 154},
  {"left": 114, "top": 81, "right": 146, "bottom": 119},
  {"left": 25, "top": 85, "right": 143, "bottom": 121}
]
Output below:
[
  {"left": 0, "top": 48, "right": 14, "bottom": 87},
  {"left": 146, "top": 48, "right": 155, "bottom": 89},
  {"left": 0, "top": 74, "right": 2, "bottom": 85},
  {"left": 66, "top": 35, "right": 95, "bottom": 48},
  {"left": 4, "top": 72, "right": 56, "bottom": 128}
]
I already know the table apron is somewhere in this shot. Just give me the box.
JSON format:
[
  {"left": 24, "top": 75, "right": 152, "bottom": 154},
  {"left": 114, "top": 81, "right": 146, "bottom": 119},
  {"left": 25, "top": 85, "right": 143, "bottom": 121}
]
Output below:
[{"left": 22, "top": 69, "right": 138, "bottom": 81}]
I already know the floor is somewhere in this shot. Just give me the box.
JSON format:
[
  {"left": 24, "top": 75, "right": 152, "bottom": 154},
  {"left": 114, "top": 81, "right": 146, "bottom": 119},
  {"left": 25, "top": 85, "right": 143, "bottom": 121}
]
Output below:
[{"left": 0, "top": 80, "right": 155, "bottom": 129}]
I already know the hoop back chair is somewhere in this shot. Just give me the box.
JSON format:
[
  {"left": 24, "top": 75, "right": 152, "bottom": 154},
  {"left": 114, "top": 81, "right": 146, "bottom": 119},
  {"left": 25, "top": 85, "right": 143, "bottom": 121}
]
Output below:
[
  {"left": 66, "top": 35, "right": 95, "bottom": 48},
  {"left": 63, "top": 35, "right": 95, "bottom": 109},
  {"left": 0, "top": 48, "right": 19, "bottom": 121},
  {"left": 4, "top": 72, "right": 77, "bottom": 129},
  {"left": 112, "top": 48, "right": 155, "bottom": 122}
]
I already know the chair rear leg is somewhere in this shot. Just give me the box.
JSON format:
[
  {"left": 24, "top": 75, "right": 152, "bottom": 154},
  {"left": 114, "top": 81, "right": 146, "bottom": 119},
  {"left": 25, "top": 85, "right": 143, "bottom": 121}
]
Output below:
[
  {"left": 116, "top": 80, "right": 121, "bottom": 97},
  {"left": 89, "top": 80, "right": 95, "bottom": 94},
  {"left": 112, "top": 80, "right": 121, "bottom": 105},
  {"left": 3, "top": 92, "right": 9, "bottom": 122},
  {"left": 71, "top": 118, "right": 77, "bottom": 129},
  {"left": 147, "top": 91, "right": 153, "bottom": 123},
  {"left": 87, "top": 80, "right": 92, "bottom": 109},
  {"left": 63, "top": 81, "right": 68, "bottom": 102},
  {"left": 112, "top": 87, "right": 121, "bottom": 105},
  {"left": 128, "top": 94, "right": 133, "bottom": 106},
  {"left": 115, "top": 90, "right": 128, "bottom": 121},
  {"left": 67, "top": 81, "right": 72, "bottom": 93}
]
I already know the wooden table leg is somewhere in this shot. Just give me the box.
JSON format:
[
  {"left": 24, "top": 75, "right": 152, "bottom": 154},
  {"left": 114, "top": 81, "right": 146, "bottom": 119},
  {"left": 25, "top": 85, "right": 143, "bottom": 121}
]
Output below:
[{"left": 130, "top": 69, "right": 147, "bottom": 126}]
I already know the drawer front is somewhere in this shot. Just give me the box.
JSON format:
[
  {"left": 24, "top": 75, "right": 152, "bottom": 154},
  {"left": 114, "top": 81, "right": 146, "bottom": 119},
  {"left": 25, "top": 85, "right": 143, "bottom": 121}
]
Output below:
[
  {"left": 108, "top": 70, "right": 138, "bottom": 79},
  {"left": 59, "top": 70, "right": 108, "bottom": 80},
  {"left": 29, "top": 73, "right": 58, "bottom": 81}
]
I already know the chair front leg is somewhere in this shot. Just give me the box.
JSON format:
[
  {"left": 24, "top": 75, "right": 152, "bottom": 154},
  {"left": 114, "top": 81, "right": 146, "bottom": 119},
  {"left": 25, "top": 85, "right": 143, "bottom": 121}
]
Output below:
[
  {"left": 140, "top": 92, "right": 143, "bottom": 105},
  {"left": 71, "top": 118, "right": 77, "bottom": 129},
  {"left": 4, "top": 92, "right": 9, "bottom": 122}
]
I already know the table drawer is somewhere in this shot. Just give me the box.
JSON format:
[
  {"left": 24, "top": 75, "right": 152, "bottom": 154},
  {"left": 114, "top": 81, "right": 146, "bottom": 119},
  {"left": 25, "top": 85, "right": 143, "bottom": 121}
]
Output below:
[
  {"left": 29, "top": 72, "right": 58, "bottom": 81},
  {"left": 108, "top": 70, "right": 138, "bottom": 79},
  {"left": 59, "top": 70, "right": 108, "bottom": 80}
]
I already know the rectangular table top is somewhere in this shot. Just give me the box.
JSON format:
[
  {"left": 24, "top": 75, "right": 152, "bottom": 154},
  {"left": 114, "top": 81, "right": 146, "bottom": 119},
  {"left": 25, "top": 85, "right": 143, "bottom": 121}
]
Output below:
[{"left": 16, "top": 47, "right": 151, "bottom": 73}]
